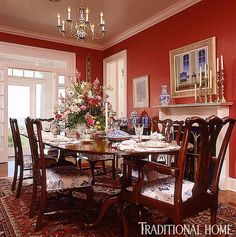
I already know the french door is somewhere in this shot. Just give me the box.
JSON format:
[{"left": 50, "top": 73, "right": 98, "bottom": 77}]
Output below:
[{"left": 0, "top": 65, "right": 8, "bottom": 162}]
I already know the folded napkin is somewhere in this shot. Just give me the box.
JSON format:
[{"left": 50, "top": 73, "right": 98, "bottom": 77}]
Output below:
[
  {"left": 42, "top": 132, "right": 79, "bottom": 144},
  {"left": 150, "top": 132, "right": 165, "bottom": 141}
]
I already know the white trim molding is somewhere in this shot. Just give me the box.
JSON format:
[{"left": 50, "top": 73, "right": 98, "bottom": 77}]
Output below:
[
  {"left": 0, "top": 25, "right": 104, "bottom": 51},
  {"left": 0, "top": 0, "right": 202, "bottom": 51}
]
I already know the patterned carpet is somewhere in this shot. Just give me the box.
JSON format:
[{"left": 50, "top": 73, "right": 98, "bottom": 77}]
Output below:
[{"left": 0, "top": 177, "right": 235, "bottom": 237}]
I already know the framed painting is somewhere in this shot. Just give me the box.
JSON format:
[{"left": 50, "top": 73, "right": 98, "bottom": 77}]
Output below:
[
  {"left": 133, "top": 75, "right": 149, "bottom": 108},
  {"left": 169, "top": 37, "right": 216, "bottom": 98}
]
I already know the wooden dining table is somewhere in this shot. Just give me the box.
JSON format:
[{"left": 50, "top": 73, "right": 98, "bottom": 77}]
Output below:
[{"left": 39, "top": 134, "right": 190, "bottom": 229}]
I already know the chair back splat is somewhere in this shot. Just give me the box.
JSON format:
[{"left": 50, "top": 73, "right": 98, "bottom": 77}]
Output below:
[
  {"left": 10, "top": 118, "right": 23, "bottom": 165},
  {"left": 25, "top": 117, "right": 43, "bottom": 185}
]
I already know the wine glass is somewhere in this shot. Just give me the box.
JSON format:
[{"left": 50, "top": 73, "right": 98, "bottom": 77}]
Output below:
[{"left": 134, "top": 124, "right": 144, "bottom": 142}]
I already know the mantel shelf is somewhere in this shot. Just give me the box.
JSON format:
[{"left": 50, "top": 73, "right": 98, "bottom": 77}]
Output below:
[{"left": 152, "top": 102, "right": 233, "bottom": 109}]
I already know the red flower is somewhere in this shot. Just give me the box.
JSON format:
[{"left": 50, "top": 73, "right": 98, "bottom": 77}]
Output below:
[
  {"left": 86, "top": 117, "right": 95, "bottom": 126},
  {"left": 80, "top": 105, "right": 87, "bottom": 111},
  {"left": 55, "top": 114, "right": 62, "bottom": 121}
]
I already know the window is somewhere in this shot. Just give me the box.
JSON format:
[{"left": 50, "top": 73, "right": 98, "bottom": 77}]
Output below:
[
  {"left": 58, "top": 75, "right": 66, "bottom": 99},
  {"left": 198, "top": 49, "right": 206, "bottom": 68},
  {"left": 183, "top": 54, "right": 190, "bottom": 73}
]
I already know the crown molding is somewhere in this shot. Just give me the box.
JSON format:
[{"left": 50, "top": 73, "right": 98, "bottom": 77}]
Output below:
[
  {"left": 0, "top": 25, "right": 104, "bottom": 50},
  {"left": 0, "top": 0, "right": 201, "bottom": 51},
  {"left": 103, "top": 0, "right": 202, "bottom": 49}
]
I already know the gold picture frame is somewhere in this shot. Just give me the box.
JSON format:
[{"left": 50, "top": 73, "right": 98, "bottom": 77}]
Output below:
[
  {"left": 169, "top": 37, "right": 216, "bottom": 98},
  {"left": 133, "top": 75, "right": 149, "bottom": 108}
]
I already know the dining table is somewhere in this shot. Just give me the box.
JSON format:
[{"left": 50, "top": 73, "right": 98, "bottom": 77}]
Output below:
[{"left": 37, "top": 131, "right": 193, "bottom": 228}]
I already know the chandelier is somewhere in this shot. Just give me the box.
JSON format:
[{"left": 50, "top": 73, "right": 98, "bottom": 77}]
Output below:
[{"left": 56, "top": 1, "right": 106, "bottom": 41}]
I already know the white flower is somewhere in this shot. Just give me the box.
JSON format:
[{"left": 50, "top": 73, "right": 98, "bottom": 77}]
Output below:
[
  {"left": 87, "top": 90, "right": 93, "bottom": 99},
  {"left": 69, "top": 105, "right": 80, "bottom": 113}
]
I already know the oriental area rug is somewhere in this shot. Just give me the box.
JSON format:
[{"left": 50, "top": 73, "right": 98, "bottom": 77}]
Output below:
[{"left": 0, "top": 177, "right": 235, "bottom": 237}]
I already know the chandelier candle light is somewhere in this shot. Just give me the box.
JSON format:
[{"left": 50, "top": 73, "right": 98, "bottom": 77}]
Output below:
[{"left": 56, "top": 1, "right": 106, "bottom": 41}]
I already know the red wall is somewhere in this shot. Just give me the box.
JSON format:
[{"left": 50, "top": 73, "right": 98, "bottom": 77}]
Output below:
[
  {"left": 0, "top": 32, "right": 103, "bottom": 82},
  {"left": 104, "top": 0, "right": 236, "bottom": 178}
]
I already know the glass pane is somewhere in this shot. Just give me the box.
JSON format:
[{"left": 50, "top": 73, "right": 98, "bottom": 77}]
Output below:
[
  {"left": 8, "top": 85, "right": 30, "bottom": 128},
  {"left": 36, "top": 84, "right": 43, "bottom": 118},
  {"left": 0, "top": 124, "right": 3, "bottom": 136},
  {"left": 58, "top": 88, "right": 65, "bottom": 98},
  {"left": 0, "top": 82, "right": 3, "bottom": 95},
  {"left": 12, "top": 69, "right": 24, "bottom": 77},
  {"left": 58, "top": 76, "right": 65, "bottom": 85},
  {"left": 24, "top": 70, "right": 34, "bottom": 78},
  {"left": 0, "top": 136, "right": 3, "bottom": 149},
  {"left": 0, "top": 95, "right": 4, "bottom": 109},
  {"left": 0, "top": 71, "right": 3, "bottom": 81},
  {"left": 35, "top": 71, "right": 43, "bottom": 79},
  {"left": 0, "top": 110, "right": 3, "bottom": 122},
  {"left": 8, "top": 68, "right": 12, "bottom": 76}
]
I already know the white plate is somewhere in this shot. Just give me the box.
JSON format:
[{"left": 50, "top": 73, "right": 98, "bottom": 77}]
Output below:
[{"left": 138, "top": 141, "right": 169, "bottom": 148}]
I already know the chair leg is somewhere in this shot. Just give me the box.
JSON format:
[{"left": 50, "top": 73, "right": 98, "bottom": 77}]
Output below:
[
  {"left": 84, "top": 186, "right": 94, "bottom": 211},
  {"left": 89, "top": 161, "right": 96, "bottom": 185},
  {"left": 11, "top": 163, "right": 18, "bottom": 191},
  {"left": 102, "top": 161, "right": 106, "bottom": 175},
  {"left": 78, "top": 159, "right": 82, "bottom": 170},
  {"left": 35, "top": 189, "right": 47, "bottom": 231},
  {"left": 112, "top": 157, "right": 116, "bottom": 179},
  {"left": 16, "top": 166, "right": 23, "bottom": 198},
  {"left": 120, "top": 203, "right": 129, "bottom": 237},
  {"left": 29, "top": 180, "right": 38, "bottom": 218},
  {"left": 210, "top": 206, "right": 217, "bottom": 225}
]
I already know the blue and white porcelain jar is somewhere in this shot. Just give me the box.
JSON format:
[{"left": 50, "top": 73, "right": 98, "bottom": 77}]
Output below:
[
  {"left": 159, "top": 85, "right": 170, "bottom": 106},
  {"left": 129, "top": 110, "right": 140, "bottom": 128}
]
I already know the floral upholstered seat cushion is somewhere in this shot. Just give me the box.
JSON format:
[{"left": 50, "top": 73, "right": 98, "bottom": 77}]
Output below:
[
  {"left": 23, "top": 155, "right": 33, "bottom": 169},
  {"left": 46, "top": 166, "right": 92, "bottom": 191},
  {"left": 80, "top": 153, "right": 114, "bottom": 161},
  {"left": 140, "top": 176, "right": 194, "bottom": 205}
]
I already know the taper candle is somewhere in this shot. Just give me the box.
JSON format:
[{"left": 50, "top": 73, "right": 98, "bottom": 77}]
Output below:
[
  {"left": 68, "top": 6, "right": 71, "bottom": 20},
  {"left": 221, "top": 55, "right": 224, "bottom": 70},
  {"left": 105, "top": 102, "right": 108, "bottom": 131},
  {"left": 194, "top": 84, "right": 197, "bottom": 102},
  {"left": 217, "top": 57, "right": 219, "bottom": 72},
  {"left": 57, "top": 14, "right": 61, "bottom": 26},
  {"left": 199, "top": 67, "right": 202, "bottom": 86},
  {"left": 209, "top": 70, "right": 212, "bottom": 88}
]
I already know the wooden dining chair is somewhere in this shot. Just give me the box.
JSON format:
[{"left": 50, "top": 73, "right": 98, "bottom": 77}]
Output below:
[
  {"left": 121, "top": 116, "right": 235, "bottom": 237},
  {"left": 10, "top": 118, "right": 33, "bottom": 198},
  {"left": 25, "top": 117, "right": 93, "bottom": 230}
]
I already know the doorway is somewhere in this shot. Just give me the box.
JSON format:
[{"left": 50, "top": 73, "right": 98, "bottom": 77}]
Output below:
[{"left": 103, "top": 50, "right": 127, "bottom": 118}]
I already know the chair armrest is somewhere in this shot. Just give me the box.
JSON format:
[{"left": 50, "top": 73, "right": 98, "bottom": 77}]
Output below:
[{"left": 140, "top": 160, "right": 179, "bottom": 176}]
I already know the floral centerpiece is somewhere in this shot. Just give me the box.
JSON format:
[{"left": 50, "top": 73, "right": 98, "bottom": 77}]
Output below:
[{"left": 54, "top": 74, "right": 112, "bottom": 131}]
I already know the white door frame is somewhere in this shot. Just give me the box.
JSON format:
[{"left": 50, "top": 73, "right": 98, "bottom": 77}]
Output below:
[
  {"left": 103, "top": 50, "right": 127, "bottom": 117},
  {"left": 0, "top": 63, "right": 8, "bottom": 162}
]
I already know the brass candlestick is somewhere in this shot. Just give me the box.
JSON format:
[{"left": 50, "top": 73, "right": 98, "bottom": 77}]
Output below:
[
  {"left": 204, "top": 76, "right": 208, "bottom": 103},
  {"left": 216, "top": 71, "right": 221, "bottom": 102},
  {"left": 198, "top": 85, "right": 203, "bottom": 103},
  {"left": 209, "top": 88, "right": 213, "bottom": 103},
  {"left": 221, "top": 69, "right": 226, "bottom": 103}
]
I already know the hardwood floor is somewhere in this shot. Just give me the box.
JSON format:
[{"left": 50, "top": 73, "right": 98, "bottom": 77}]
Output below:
[{"left": 1, "top": 160, "right": 236, "bottom": 208}]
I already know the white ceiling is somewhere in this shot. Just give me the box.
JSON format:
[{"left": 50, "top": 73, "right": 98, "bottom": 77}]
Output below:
[{"left": 0, "top": 0, "right": 201, "bottom": 49}]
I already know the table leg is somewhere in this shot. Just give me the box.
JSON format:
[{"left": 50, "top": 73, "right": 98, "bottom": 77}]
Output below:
[
  {"left": 57, "top": 149, "right": 76, "bottom": 166},
  {"left": 84, "top": 193, "right": 120, "bottom": 228}
]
